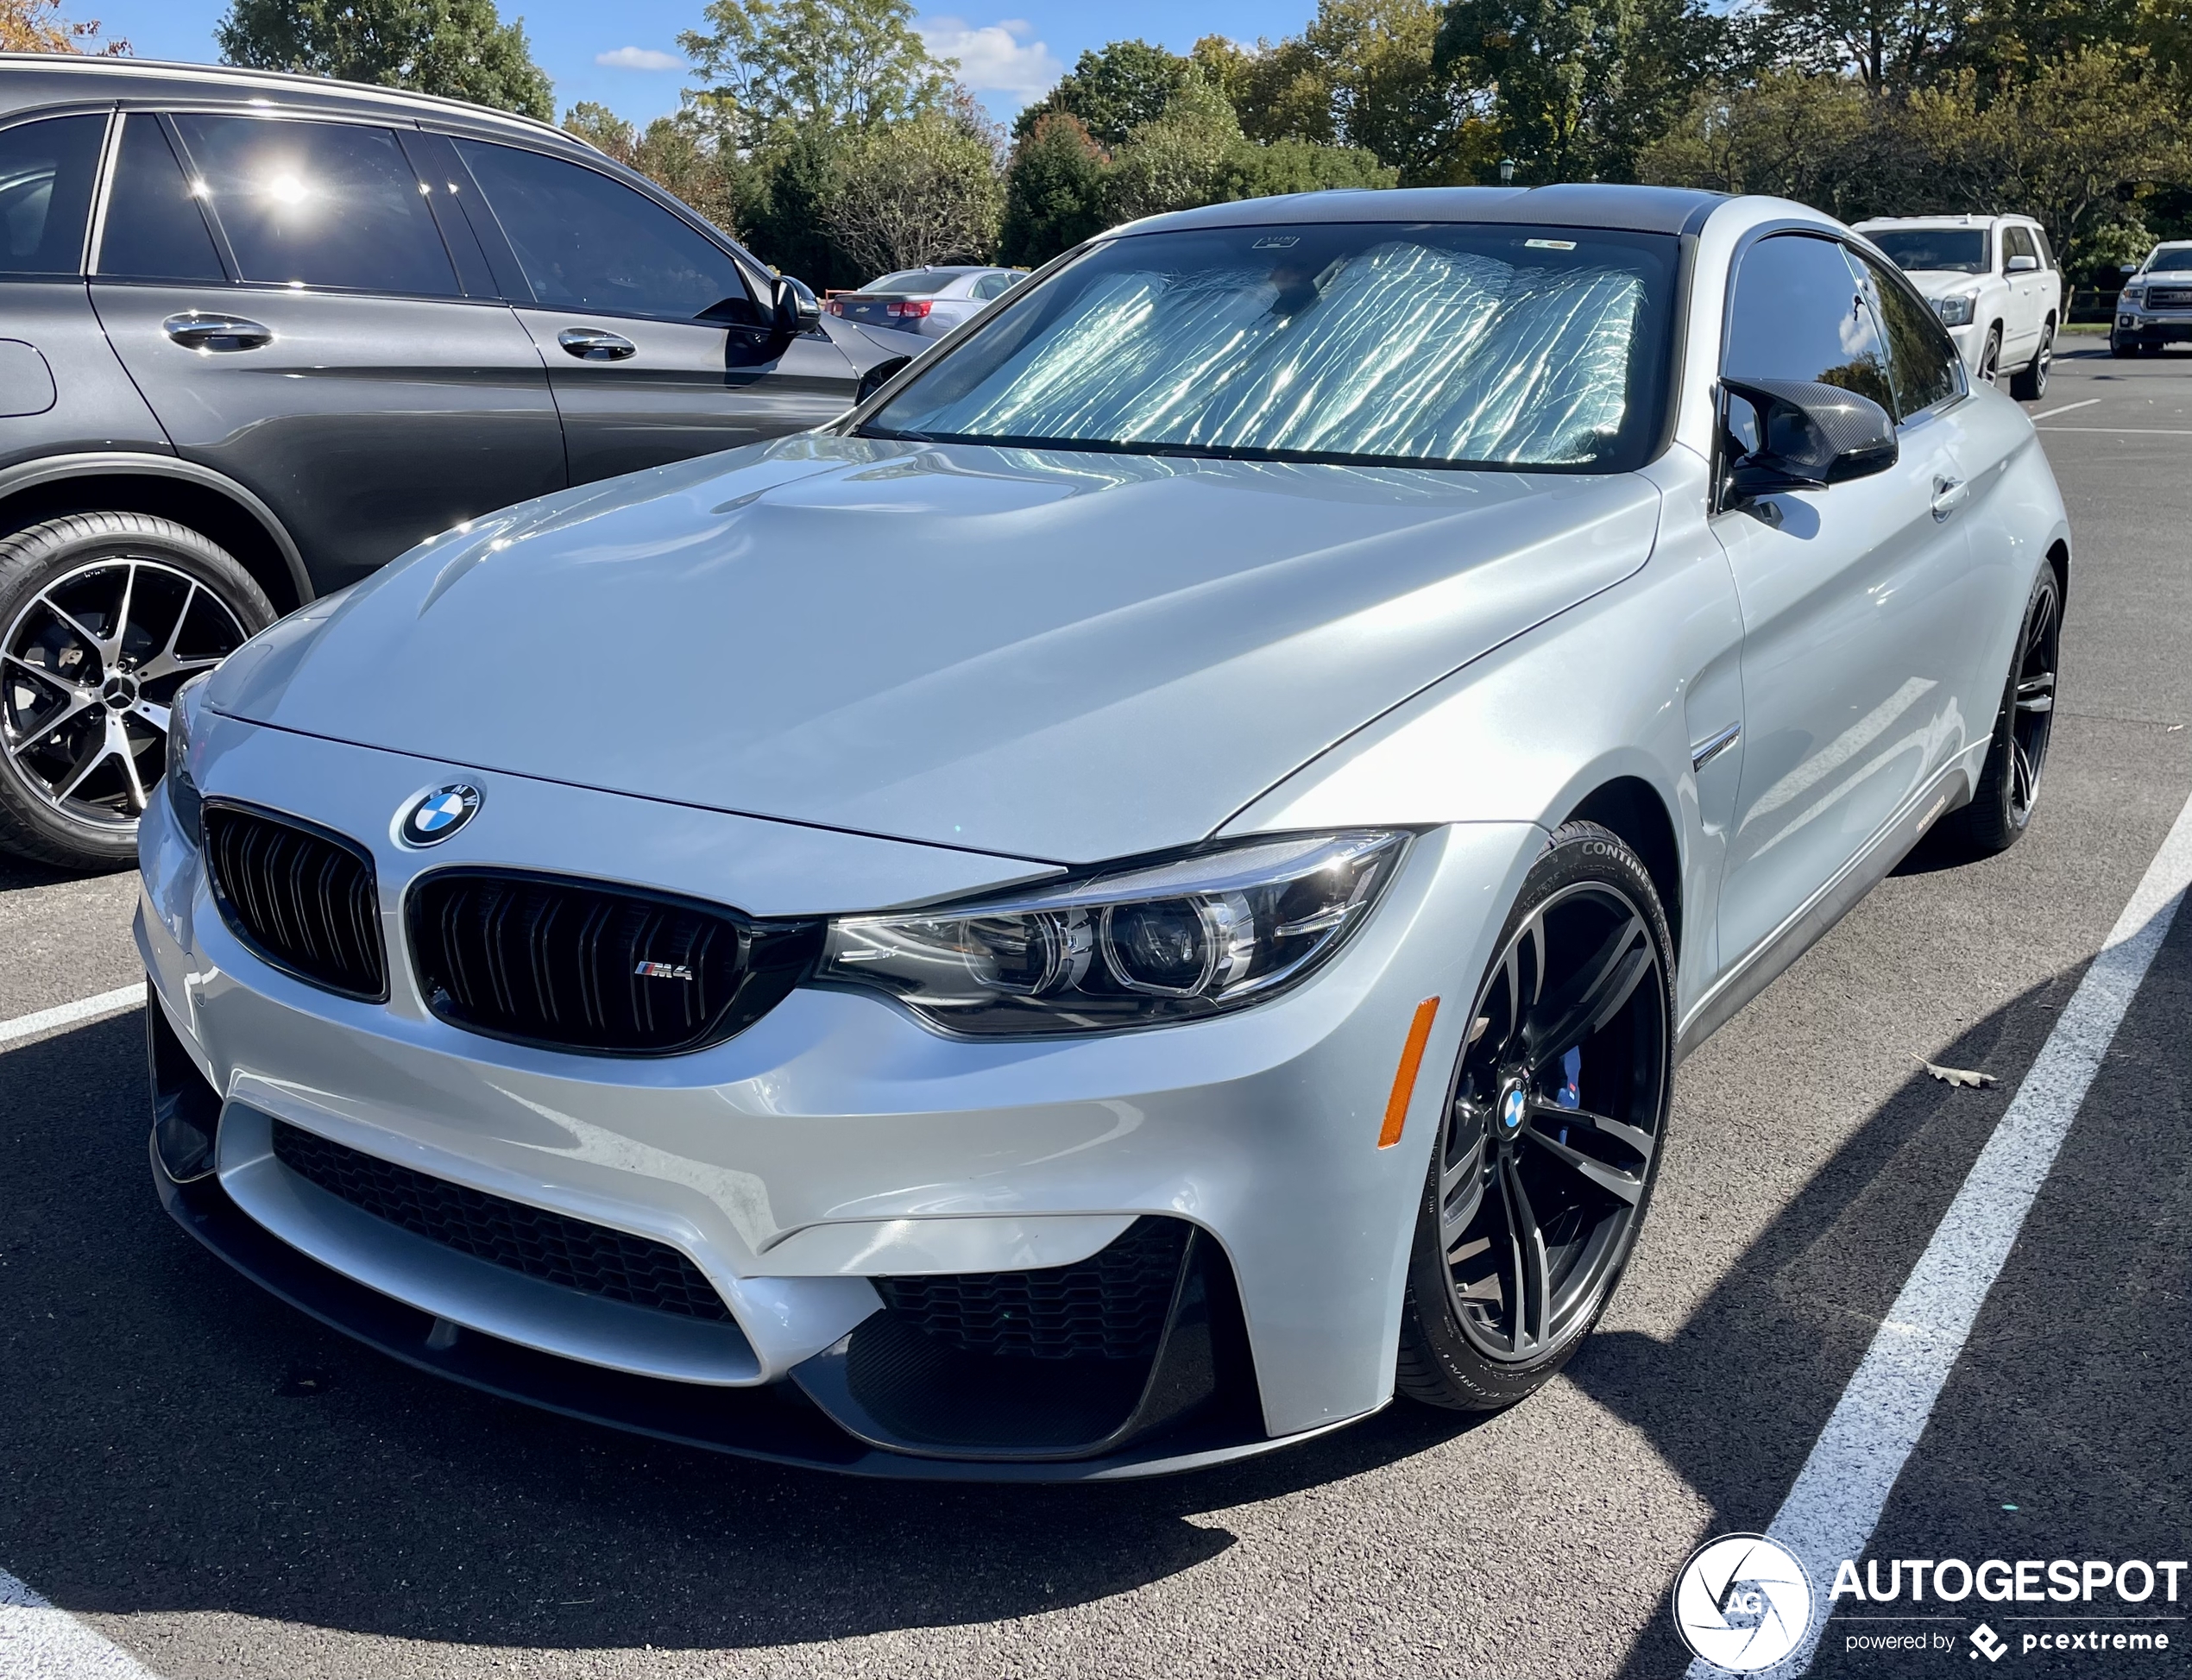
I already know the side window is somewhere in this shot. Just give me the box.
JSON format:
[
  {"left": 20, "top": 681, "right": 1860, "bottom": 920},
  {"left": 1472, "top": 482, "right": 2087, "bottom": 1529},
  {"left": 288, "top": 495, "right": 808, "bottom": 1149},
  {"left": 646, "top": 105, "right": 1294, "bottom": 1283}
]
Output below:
[
  {"left": 98, "top": 115, "right": 227, "bottom": 283},
  {"left": 1723, "top": 233, "right": 1897, "bottom": 448},
  {"left": 971, "top": 272, "right": 1015, "bottom": 301},
  {"left": 0, "top": 113, "right": 106, "bottom": 278},
  {"left": 2031, "top": 227, "right": 2057, "bottom": 269},
  {"left": 1857, "top": 250, "right": 1962, "bottom": 417},
  {"left": 173, "top": 115, "right": 460, "bottom": 297},
  {"left": 2003, "top": 225, "right": 2039, "bottom": 269},
  {"left": 455, "top": 141, "right": 754, "bottom": 323}
]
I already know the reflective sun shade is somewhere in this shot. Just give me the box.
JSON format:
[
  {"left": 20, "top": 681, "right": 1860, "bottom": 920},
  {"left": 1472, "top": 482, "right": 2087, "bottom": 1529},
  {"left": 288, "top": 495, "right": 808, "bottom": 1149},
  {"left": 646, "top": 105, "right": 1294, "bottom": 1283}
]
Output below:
[{"left": 865, "top": 223, "right": 1678, "bottom": 472}]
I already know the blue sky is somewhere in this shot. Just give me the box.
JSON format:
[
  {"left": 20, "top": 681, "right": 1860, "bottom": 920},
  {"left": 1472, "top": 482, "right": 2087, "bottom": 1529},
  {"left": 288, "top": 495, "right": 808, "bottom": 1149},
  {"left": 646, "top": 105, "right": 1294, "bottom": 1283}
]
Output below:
[{"left": 71, "top": 1, "right": 1319, "bottom": 129}]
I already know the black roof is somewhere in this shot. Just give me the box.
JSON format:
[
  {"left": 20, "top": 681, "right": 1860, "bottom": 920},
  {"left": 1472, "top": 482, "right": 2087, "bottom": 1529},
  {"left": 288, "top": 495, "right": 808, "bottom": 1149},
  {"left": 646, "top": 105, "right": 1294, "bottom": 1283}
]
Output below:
[{"left": 1129, "top": 184, "right": 1728, "bottom": 238}]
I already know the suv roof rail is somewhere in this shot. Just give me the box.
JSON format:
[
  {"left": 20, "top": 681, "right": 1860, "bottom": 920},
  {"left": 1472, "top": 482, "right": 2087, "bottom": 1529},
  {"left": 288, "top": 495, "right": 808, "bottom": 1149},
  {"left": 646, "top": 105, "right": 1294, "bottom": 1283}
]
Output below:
[{"left": 0, "top": 53, "right": 603, "bottom": 155}]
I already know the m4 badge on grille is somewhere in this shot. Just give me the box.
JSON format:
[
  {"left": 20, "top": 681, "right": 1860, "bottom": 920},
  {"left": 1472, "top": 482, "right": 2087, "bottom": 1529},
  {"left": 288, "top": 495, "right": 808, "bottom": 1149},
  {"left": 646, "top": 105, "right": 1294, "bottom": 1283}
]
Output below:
[{"left": 634, "top": 960, "right": 696, "bottom": 980}]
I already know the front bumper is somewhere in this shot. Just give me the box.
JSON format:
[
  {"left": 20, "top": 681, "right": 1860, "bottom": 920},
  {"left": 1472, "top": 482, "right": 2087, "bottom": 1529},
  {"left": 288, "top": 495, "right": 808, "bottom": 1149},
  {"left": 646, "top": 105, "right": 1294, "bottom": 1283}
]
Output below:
[
  {"left": 141, "top": 712, "right": 1535, "bottom": 1475},
  {"left": 2114, "top": 313, "right": 2192, "bottom": 344}
]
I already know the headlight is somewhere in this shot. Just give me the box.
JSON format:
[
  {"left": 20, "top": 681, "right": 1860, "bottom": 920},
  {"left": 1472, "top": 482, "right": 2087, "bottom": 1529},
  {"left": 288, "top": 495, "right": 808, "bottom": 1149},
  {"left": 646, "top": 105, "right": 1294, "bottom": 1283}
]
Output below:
[
  {"left": 2120, "top": 287, "right": 2144, "bottom": 307},
  {"left": 165, "top": 671, "right": 211, "bottom": 846},
  {"left": 1932, "top": 293, "right": 1978, "bottom": 328},
  {"left": 818, "top": 831, "right": 1408, "bottom": 1035}
]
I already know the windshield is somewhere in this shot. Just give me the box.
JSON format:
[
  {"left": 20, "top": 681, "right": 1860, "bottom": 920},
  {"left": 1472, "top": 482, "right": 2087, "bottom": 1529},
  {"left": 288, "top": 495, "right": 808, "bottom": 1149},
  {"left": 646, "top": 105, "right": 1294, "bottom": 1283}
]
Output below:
[
  {"left": 1869, "top": 229, "right": 1989, "bottom": 274},
  {"left": 860, "top": 222, "right": 1679, "bottom": 473},
  {"left": 2145, "top": 249, "right": 2192, "bottom": 274}
]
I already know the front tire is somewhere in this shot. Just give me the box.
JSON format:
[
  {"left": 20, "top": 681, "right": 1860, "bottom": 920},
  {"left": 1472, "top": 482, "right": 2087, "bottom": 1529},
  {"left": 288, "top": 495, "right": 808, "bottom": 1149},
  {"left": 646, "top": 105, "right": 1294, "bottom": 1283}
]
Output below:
[
  {"left": 1977, "top": 325, "right": 2003, "bottom": 385},
  {"left": 2010, "top": 319, "right": 2053, "bottom": 400},
  {"left": 1395, "top": 822, "right": 1675, "bottom": 1412},
  {"left": 0, "top": 513, "right": 275, "bottom": 871},
  {"left": 1939, "top": 564, "right": 2061, "bottom": 858}
]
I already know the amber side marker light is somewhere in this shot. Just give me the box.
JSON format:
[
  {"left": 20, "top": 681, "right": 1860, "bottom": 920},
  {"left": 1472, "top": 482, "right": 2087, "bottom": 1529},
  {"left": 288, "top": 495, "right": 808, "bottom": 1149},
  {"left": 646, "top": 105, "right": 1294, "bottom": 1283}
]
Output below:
[{"left": 1377, "top": 997, "right": 1441, "bottom": 1148}]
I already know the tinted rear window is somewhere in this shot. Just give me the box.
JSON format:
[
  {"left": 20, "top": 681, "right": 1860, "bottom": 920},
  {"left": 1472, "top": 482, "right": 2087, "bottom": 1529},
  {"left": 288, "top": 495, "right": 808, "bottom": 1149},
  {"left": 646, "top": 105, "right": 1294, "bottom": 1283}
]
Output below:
[
  {"left": 98, "top": 115, "right": 227, "bottom": 283},
  {"left": 0, "top": 114, "right": 105, "bottom": 278},
  {"left": 174, "top": 116, "right": 460, "bottom": 297}
]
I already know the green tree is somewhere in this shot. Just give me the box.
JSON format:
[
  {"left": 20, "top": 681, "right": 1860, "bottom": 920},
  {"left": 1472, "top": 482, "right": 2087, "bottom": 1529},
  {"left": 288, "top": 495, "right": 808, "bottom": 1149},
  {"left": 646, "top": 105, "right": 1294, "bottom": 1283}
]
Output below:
[
  {"left": 1015, "top": 39, "right": 1197, "bottom": 148},
  {"left": 998, "top": 112, "right": 1112, "bottom": 266},
  {"left": 564, "top": 100, "right": 759, "bottom": 236},
  {"left": 216, "top": 0, "right": 551, "bottom": 117},
  {"left": 1104, "top": 76, "right": 1244, "bottom": 221},
  {"left": 826, "top": 102, "right": 1004, "bottom": 274},
  {"left": 1436, "top": 0, "right": 1719, "bottom": 180},
  {"left": 679, "top": 0, "right": 951, "bottom": 151},
  {"left": 1222, "top": 135, "right": 1400, "bottom": 197}
]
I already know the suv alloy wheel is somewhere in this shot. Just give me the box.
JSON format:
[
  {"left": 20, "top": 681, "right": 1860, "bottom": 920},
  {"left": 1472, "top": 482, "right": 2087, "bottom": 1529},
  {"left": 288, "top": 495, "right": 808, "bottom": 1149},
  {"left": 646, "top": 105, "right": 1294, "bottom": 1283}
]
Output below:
[{"left": 0, "top": 513, "right": 275, "bottom": 871}]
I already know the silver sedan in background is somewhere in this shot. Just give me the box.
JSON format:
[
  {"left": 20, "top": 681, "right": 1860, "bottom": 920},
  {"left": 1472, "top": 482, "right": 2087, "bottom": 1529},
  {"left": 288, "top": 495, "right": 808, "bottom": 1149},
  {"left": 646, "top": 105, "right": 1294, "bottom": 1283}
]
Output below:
[
  {"left": 825, "top": 264, "right": 1024, "bottom": 337},
  {"left": 140, "top": 186, "right": 2068, "bottom": 1480}
]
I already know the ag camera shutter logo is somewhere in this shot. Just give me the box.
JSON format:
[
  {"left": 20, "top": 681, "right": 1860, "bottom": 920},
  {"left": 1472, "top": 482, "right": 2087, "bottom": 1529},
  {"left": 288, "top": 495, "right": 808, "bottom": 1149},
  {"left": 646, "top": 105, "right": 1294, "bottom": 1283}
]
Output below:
[{"left": 1673, "top": 1533, "right": 1815, "bottom": 1673}]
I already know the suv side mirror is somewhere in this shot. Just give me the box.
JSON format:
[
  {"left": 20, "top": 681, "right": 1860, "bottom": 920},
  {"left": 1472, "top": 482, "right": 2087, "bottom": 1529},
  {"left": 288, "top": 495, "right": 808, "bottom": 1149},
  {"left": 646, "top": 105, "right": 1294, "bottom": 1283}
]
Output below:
[
  {"left": 772, "top": 274, "right": 823, "bottom": 339},
  {"left": 1720, "top": 376, "right": 1899, "bottom": 501},
  {"left": 2006, "top": 253, "right": 2039, "bottom": 274}
]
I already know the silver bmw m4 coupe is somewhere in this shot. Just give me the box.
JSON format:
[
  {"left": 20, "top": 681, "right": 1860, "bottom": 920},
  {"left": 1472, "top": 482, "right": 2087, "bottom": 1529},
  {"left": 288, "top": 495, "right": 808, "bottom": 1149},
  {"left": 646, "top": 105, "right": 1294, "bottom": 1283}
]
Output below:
[{"left": 138, "top": 184, "right": 2069, "bottom": 1479}]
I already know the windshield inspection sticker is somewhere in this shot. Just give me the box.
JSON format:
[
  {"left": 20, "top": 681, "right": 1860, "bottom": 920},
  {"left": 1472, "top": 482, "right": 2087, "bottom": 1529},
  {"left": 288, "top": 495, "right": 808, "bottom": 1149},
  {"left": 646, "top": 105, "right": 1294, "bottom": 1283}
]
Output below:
[
  {"left": 1524, "top": 238, "right": 1578, "bottom": 250},
  {"left": 1251, "top": 236, "right": 1300, "bottom": 249}
]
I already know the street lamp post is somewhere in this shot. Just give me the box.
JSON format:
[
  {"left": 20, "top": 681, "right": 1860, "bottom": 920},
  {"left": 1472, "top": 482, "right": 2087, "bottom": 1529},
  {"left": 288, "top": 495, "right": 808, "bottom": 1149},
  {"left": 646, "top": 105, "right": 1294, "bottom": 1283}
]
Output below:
[{"left": 1498, "top": 157, "right": 1516, "bottom": 184}]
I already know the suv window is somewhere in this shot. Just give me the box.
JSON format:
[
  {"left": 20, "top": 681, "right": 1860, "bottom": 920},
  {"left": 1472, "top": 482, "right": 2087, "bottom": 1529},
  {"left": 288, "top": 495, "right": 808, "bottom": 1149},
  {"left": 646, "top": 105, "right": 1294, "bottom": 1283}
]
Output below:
[
  {"left": 98, "top": 115, "right": 227, "bottom": 283},
  {"left": 1723, "top": 234, "right": 1895, "bottom": 426},
  {"left": 454, "top": 141, "right": 755, "bottom": 323},
  {"left": 1854, "top": 249, "right": 1962, "bottom": 418},
  {"left": 2002, "top": 224, "right": 2037, "bottom": 266},
  {"left": 0, "top": 114, "right": 105, "bottom": 278},
  {"left": 173, "top": 116, "right": 460, "bottom": 297},
  {"left": 2031, "top": 227, "right": 2057, "bottom": 269}
]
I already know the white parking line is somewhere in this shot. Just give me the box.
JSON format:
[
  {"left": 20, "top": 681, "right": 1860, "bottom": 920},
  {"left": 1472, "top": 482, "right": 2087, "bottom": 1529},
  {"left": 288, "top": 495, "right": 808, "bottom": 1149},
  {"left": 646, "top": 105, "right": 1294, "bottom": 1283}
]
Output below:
[
  {"left": 1685, "top": 785, "right": 2192, "bottom": 1679},
  {"left": 2027, "top": 397, "right": 2101, "bottom": 419},
  {"left": 0, "top": 986, "right": 143, "bottom": 1051},
  {"left": 2037, "top": 425, "right": 2192, "bottom": 436},
  {"left": 1, "top": 1569, "right": 162, "bottom": 1678}
]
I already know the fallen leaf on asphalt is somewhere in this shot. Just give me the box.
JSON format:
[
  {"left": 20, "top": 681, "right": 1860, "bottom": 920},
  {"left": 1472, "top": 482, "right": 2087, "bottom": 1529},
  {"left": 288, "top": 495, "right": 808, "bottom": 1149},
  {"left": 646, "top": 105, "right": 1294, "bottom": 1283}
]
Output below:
[{"left": 1915, "top": 1055, "right": 1998, "bottom": 1088}]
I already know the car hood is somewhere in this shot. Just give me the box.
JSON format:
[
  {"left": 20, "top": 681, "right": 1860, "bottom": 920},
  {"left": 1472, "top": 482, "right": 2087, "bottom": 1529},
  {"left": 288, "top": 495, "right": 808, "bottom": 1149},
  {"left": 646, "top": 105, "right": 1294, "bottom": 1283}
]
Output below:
[
  {"left": 1897, "top": 268, "right": 1991, "bottom": 299},
  {"left": 211, "top": 435, "right": 1660, "bottom": 865}
]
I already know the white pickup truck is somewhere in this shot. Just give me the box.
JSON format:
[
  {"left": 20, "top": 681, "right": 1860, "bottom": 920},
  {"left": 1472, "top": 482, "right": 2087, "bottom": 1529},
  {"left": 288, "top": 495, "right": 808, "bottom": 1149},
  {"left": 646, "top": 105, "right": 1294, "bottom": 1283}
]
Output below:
[{"left": 1854, "top": 213, "right": 2063, "bottom": 400}]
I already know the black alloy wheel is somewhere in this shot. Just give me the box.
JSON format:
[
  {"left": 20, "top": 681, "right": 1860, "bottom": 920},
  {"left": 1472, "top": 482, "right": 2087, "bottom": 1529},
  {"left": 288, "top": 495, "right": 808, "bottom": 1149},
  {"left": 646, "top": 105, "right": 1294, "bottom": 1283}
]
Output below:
[
  {"left": 1397, "top": 822, "right": 1674, "bottom": 1412},
  {"left": 0, "top": 513, "right": 275, "bottom": 871},
  {"left": 1942, "top": 564, "right": 2061, "bottom": 857},
  {"left": 2010, "top": 319, "right": 2053, "bottom": 401}
]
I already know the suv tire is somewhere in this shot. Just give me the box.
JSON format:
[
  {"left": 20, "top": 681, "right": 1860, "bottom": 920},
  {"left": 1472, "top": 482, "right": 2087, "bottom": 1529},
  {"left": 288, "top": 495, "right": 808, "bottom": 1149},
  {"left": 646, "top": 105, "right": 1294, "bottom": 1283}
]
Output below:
[
  {"left": 0, "top": 513, "right": 275, "bottom": 871},
  {"left": 2009, "top": 319, "right": 2053, "bottom": 400}
]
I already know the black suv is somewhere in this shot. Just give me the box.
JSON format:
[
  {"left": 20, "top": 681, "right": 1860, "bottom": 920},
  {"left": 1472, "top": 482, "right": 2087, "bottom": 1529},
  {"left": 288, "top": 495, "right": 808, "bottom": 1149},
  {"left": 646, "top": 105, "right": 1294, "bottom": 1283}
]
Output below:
[{"left": 0, "top": 55, "right": 920, "bottom": 870}]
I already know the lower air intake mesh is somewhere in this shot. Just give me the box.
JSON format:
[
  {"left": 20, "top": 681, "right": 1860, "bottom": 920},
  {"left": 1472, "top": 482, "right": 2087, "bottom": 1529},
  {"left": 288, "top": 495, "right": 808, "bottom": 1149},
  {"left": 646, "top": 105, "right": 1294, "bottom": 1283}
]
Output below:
[
  {"left": 872, "top": 1217, "right": 1191, "bottom": 1361},
  {"left": 272, "top": 1120, "right": 732, "bottom": 1323}
]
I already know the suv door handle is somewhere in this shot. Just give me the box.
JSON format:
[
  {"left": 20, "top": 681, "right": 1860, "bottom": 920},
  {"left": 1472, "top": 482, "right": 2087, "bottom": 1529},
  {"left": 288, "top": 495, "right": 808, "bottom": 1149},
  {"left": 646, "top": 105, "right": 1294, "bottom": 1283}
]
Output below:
[
  {"left": 162, "top": 313, "right": 272, "bottom": 352},
  {"left": 1931, "top": 475, "right": 1969, "bottom": 520},
  {"left": 557, "top": 328, "right": 637, "bottom": 362}
]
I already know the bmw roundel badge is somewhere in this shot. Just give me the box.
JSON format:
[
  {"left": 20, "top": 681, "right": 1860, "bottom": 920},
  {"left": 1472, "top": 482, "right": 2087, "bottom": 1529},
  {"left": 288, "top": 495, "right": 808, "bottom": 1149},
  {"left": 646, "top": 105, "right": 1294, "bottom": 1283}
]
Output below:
[{"left": 399, "top": 783, "right": 482, "bottom": 846}]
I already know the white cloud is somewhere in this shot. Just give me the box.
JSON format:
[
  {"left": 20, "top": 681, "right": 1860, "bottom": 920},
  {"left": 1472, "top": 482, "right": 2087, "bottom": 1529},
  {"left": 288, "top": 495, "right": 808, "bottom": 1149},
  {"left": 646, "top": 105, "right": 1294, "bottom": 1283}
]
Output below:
[
  {"left": 918, "top": 16, "right": 1064, "bottom": 104},
  {"left": 595, "top": 46, "right": 683, "bottom": 72}
]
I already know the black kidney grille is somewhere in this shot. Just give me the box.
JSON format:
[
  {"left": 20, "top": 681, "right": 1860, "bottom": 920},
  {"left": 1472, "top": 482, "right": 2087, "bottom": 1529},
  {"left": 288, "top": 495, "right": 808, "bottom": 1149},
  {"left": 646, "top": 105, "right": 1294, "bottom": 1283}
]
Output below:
[
  {"left": 409, "top": 871, "right": 817, "bottom": 1056},
  {"left": 873, "top": 1217, "right": 1191, "bottom": 1361},
  {"left": 203, "top": 805, "right": 385, "bottom": 1000},
  {"left": 272, "top": 1120, "right": 732, "bottom": 1322}
]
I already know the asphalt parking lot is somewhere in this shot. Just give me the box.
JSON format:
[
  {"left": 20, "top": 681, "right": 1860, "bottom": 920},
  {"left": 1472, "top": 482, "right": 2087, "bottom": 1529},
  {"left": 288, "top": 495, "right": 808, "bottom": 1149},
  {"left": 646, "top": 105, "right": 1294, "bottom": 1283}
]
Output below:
[{"left": 3, "top": 343, "right": 2188, "bottom": 1680}]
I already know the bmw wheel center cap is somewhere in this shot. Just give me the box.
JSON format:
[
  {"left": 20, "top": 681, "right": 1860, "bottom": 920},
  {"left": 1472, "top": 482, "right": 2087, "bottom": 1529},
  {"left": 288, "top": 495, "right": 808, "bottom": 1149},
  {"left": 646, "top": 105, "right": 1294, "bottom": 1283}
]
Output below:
[
  {"left": 400, "top": 783, "right": 482, "bottom": 846},
  {"left": 1498, "top": 1084, "right": 1528, "bottom": 1136}
]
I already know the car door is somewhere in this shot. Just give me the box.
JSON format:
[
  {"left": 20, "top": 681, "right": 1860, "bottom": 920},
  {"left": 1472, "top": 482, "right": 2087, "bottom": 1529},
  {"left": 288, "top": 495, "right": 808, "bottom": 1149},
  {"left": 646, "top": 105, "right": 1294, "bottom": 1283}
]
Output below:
[
  {"left": 89, "top": 111, "right": 565, "bottom": 591},
  {"left": 446, "top": 138, "right": 860, "bottom": 484},
  {"left": 1710, "top": 231, "right": 1975, "bottom": 966},
  {"left": 1999, "top": 223, "right": 2044, "bottom": 362}
]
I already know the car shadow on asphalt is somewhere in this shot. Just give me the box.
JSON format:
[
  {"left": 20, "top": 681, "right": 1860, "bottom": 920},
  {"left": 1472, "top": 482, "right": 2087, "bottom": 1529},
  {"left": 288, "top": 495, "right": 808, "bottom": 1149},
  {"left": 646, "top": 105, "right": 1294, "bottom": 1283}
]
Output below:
[{"left": 1579, "top": 907, "right": 2192, "bottom": 1679}]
